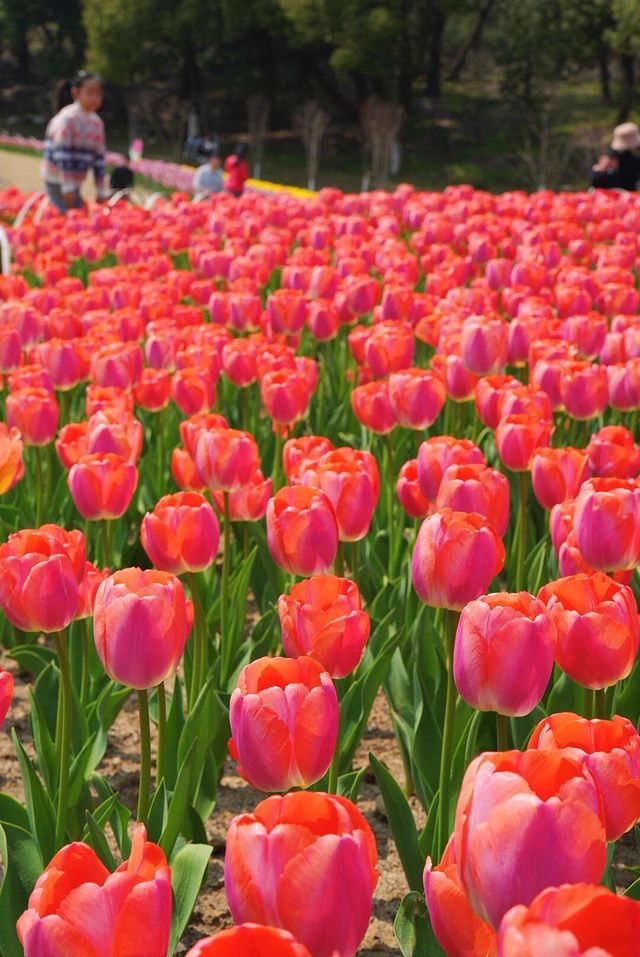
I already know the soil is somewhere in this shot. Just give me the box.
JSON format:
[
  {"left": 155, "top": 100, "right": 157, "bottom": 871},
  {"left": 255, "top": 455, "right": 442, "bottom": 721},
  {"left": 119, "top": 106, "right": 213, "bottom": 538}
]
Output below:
[{"left": 0, "top": 657, "right": 414, "bottom": 953}]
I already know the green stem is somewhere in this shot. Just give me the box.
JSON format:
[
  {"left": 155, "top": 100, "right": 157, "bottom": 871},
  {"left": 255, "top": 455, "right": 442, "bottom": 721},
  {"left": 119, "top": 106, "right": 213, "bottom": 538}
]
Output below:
[
  {"left": 187, "top": 572, "right": 206, "bottom": 706},
  {"left": 101, "top": 520, "right": 113, "bottom": 567},
  {"left": 516, "top": 471, "right": 528, "bottom": 592},
  {"left": 58, "top": 389, "right": 70, "bottom": 428},
  {"left": 156, "top": 682, "right": 167, "bottom": 787},
  {"left": 348, "top": 540, "right": 360, "bottom": 592},
  {"left": 137, "top": 689, "right": 151, "bottom": 825},
  {"left": 220, "top": 492, "right": 232, "bottom": 687},
  {"left": 53, "top": 631, "right": 71, "bottom": 848},
  {"left": 334, "top": 540, "right": 345, "bottom": 577},
  {"left": 240, "top": 386, "right": 249, "bottom": 431},
  {"left": 384, "top": 432, "right": 396, "bottom": 579},
  {"left": 34, "top": 447, "right": 44, "bottom": 526},
  {"left": 272, "top": 428, "right": 283, "bottom": 492},
  {"left": 595, "top": 687, "right": 607, "bottom": 720},
  {"left": 437, "top": 609, "right": 459, "bottom": 858},
  {"left": 157, "top": 409, "right": 166, "bottom": 486},
  {"left": 327, "top": 746, "right": 340, "bottom": 794},
  {"left": 80, "top": 617, "right": 91, "bottom": 705},
  {"left": 496, "top": 712, "right": 509, "bottom": 751},
  {"left": 589, "top": 688, "right": 597, "bottom": 720}
]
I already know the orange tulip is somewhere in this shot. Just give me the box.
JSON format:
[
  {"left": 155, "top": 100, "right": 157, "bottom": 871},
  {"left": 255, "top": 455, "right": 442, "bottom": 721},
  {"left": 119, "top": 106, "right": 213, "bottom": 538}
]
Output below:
[
  {"left": 185, "top": 926, "right": 311, "bottom": 957},
  {"left": 0, "top": 423, "right": 24, "bottom": 494}
]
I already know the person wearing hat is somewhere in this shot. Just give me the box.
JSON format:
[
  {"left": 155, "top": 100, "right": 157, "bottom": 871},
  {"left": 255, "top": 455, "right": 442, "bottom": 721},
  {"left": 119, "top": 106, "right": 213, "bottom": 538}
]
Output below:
[
  {"left": 192, "top": 149, "right": 224, "bottom": 195},
  {"left": 591, "top": 122, "right": 640, "bottom": 191}
]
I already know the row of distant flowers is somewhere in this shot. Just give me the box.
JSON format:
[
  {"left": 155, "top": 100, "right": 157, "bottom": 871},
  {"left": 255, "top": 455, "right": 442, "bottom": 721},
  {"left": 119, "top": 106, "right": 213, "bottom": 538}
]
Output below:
[{"left": 0, "top": 134, "right": 316, "bottom": 199}]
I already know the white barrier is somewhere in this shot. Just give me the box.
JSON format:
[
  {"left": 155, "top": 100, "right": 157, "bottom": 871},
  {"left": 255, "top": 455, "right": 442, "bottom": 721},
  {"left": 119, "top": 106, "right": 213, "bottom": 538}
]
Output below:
[
  {"left": 143, "top": 192, "right": 164, "bottom": 210},
  {"left": 0, "top": 226, "right": 11, "bottom": 275},
  {"left": 13, "top": 190, "right": 46, "bottom": 228}
]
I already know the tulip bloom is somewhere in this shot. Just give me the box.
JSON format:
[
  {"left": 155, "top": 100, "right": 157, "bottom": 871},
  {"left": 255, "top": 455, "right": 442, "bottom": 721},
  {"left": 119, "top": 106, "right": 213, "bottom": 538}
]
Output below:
[
  {"left": 417, "top": 436, "right": 486, "bottom": 502},
  {"left": 195, "top": 427, "right": 259, "bottom": 492},
  {"left": 171, "top": 447, "right": 206, "bottom": 492},
  {"left": 185, "top": 926, "right": 312, "bottom": 957},
  {"left": 423, "top": 837, "right": 497, "bottom": 957},
  {"left": 495, "top": 414, "right": 553, "bottom": 472},
  {"left": 351, "top": 380, "right": 397, "bottom": 434},
  {"left": 267, "top": 485, "right": 339, "bottom": 576},
  {"left": 460, "top": 314, "right": 508, "bottom": 375},
  {"left": 87, "top": 409, "right": 143, "bottom": 464},
  {"left": 300, "top": 449, "right": 376, "bottom": 542},
  {"left": 180, "top": 412, "right": 228, "bottom": 458},
  {"left": 529, "top": 711, "right": 640, "bottom": 841},
  {"left": 388, "top": 368, "right": 447, "bottom": 429},
  {"left": 412, "top": 508, "right": 506, "bottom": 610},
  {"left": 76, "top": 561, "right": 110, "bottom": 620},
  {"left": 56, "top": 422, "right": 89, "bottom": 469},
  {"left": 225, "top": 791, "right": 378, "bottom": 957},
  {"left": 93, "top": 568, "right": 193, "bottom": 689},
  {"left": 267, "top": 289, "right": 307, "bottom": 335},
  {"left": 453, "top": 592, "right": 556, "bottom": 716},
  {"left": 6, "top": 386, "right": 58, "bottom": 446},
  {"left": 572, "top": 477, "right": 640, "bottom": 571},
  {"left": 586, "top": 425, "right": 640, "bottom": 480},
  {"left": 397, "top": 458, "right": 431, "bottom": 519},
  {"left": 260, "top": 369, "right": 312, "bottom": 425},
  {"left": 141, "top": 491, "right": 220, "bottom": 575},
  {"left": 364, "top": 320, "right": 414, "bottom": 377},
  {"left": 437, "top": 464, "right": 510, "bottom": 536},
  {"left": 68, "top": 453, "right": 138, "bottom": 521},
  {"left": 0, "top": 424, "right": 24, "bottom": 494},
  {"left": 560, "top": 361, "right": 609, "bottom": 420},
  {"left": 498, "top": 883, "right": 640, "bottom": 957},
  {"left": 171, "top": 366, "right": 215, "bottom": 415},
  {"left": 229, "top": 656, "right": 339, "bottom": 790},
  {"left": 531, "top": 447, "right": 589, "bottom": 510},
  {"left": 283, "top": 435, "right": 335, "bottom": 482},
  {"left": 212, "top": 469, "right": 272, "bottom": 522},
  {"left": 278, "top": 575, "right": 370, "bottom": 678},
  {"left": 133, "top": 368, "right": 171, "bottom": 412},
  {"left": 222, "top": 338, "right": 258, "bottom": 387},
  {"left": 0, "top": 670, "right": 13, "bottom": 726},
  {"left": 17, "top": 823, "right": 171, "bottom": 957},
  {"left": 475, "top": 375, "right": 521, "bottom": 429},
  {"left": 538, "top": 573, "right": 639, "bottom": 689},
  {"left": 455, "top": 750, "right": 606, "bottom": 929},
  {"left": 0, "top": 526, "right": 83, "bottom": 632}
]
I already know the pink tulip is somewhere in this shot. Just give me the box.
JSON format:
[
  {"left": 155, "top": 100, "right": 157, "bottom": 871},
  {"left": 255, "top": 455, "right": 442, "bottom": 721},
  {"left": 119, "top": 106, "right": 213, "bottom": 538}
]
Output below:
[
  {"left": 531, "top": 447, "right": 589, "bottom": 510},
  {"left": 417, "top": 436, "right": 485, "bottom": 502},
  {"left": 0, "top": 670, "right": 13, "bottom": 726},
  {"left": 225, "top": 791, "right": 378, "bottom": 957},
  {"left": 266, "top": 485, "right": 339, "bottom": 576},
  {"left": 229, "top": 656, "right": 338, "bottom": 790},
  {"left": 573, "top": 477, "right": 640, "bottom": 571}
]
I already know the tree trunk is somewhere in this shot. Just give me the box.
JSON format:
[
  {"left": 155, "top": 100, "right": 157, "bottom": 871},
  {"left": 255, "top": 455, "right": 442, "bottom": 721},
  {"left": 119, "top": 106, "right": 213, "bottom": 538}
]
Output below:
[
  {"left": 426, "top": 7, "right": 446, "bottom": 99},
  {"left": 15, "top": 33, "right": 31, "bottom": 83},
  {"left": 398, "top": 0, "right": 413, "bottom": 108},
  {"left": 598, "top": 45, "right": 611, "bottom": 105},
  {"left": 618, "top": 53, "right": 635, "bottom": 122},
  {"left": 447, "top": 0, "right": 494, "bottom": 82}
]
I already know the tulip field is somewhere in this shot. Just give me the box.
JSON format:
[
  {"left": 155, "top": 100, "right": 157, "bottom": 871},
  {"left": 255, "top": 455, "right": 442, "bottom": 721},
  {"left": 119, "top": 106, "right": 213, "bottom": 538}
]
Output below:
[{"left": 1, "top": 175, "right": 640, "bottom": 956}]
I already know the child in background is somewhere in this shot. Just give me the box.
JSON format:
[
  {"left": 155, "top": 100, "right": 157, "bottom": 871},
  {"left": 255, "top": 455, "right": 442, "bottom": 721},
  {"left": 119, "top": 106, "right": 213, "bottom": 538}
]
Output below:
[
  {"left": 224, "top": 144, "right": 249, "bottom": 197},
  {"left": 193, "top": 150, "right": 224, "bottom": 195},
  {"left": 41, "top": 71, "right": 106, "bottom": 213}
]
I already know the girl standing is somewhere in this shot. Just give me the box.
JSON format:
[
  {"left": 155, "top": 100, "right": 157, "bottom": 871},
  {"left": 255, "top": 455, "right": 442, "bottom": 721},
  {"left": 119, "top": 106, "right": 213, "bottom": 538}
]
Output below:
[
  {"left": 42, "top": 71, "right": 106, "bottom": 213},
  {"left": 224, "top": 144, "right": 249, "bottom": 197}
]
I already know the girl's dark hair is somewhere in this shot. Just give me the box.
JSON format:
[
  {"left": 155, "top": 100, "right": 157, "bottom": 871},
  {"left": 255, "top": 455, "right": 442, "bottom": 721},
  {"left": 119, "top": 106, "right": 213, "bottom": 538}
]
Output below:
[
  {"left": 56, "top": 71, "right": 102, "bottom": 112},
  {"left": 233, "top": 143, "right": 247, "bottom": 159}
]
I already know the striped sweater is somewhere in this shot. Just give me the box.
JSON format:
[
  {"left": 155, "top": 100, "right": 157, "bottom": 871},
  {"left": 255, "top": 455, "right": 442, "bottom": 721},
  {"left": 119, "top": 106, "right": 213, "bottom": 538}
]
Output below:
[{"left": 41, "top": 102, "right": 106, "bottom": 198}]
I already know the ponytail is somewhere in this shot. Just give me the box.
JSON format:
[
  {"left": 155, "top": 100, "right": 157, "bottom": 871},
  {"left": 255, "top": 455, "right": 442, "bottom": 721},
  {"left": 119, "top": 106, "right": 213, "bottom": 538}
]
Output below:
[{"left": 55, "top": 79, "right": 73, "bottom": 112}]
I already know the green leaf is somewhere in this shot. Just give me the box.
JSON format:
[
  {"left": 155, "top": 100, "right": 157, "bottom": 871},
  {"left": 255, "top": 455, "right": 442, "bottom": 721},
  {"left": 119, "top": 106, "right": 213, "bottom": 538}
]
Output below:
[
  {"left": 168, "top": 842, "right": 213, "bottom": 955},
  {"left": 90, "top": 774, "right": 132, "bottom": 858},
  {"left": 162, "top": 677, "right": 185, "bottom": 792},
  {"left": 84, "top": 810, "right": 117, "bottom": 870},
  {"left": 147, "top": 780, "right": 168, "bottom": 844},
  {"left": 370, "top": 752, "right": 424, "bottom": 892},
  {"left": 337, "top": 767, "right": 366, "bottom": 803},
  {"left": 160, "top": 742, "right": 197, "bottom": 858},
  {"left": 7, "top": 644, "right": 56, "bottom": 678},
  {"left": 624, "top": 876, "right": 640, "bottom": 899},
  {"left": 394, "top": 891, "right": 444, "bottom": 957},
  {"left": 28, "top": 688, "right": 56, "bottom": 791},
  {"left": 12, "top": 730, "right": 56, "bottom": 864},
  {"left": 0, "top": 822, "right": 43, "bottom": 957}
]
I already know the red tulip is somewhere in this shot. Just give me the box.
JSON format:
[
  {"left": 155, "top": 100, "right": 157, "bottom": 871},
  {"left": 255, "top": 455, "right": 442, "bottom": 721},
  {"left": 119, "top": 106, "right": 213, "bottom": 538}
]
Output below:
[
  {"left": 475, "top": 375, "right": 521, "bottom": 429},
  {"left": 171, "top": 366, "right": 215, "bottom": 415},
  {"left": 455, "top": 750, "right": 606, "bottom": 928},
  {"left": 460, "top": 314, "right": 508, "bottom": 375},
  {"left": 0, "top": 424, "right": 24, "bottom": 494},
  {"left": 538, "top": 573, "right": 639, "bottom": 689},
  {"left": 0, "top": 525, "right": 84, "bottom": 632},
  {"left": 94, "top": 568, "right": 193, "bottom": 689},
  {"left": 586, "top": 425, "right": 640, "bottom": 480},
  {"left": 90, "top": 341, "right": 143, "bottom": 390},
  {"left": 221, "top": 338, "right": 258, "bottom": 387},
  {"left": 388, "top": 368, "right": 446, "bottom": 429},
  {"left": 229, "top": 655, "right": 339, "bottom": 790},
  {"left": 417, "top": 436, "right": 485, "bottom": 502},
  {"left": 529, "top": 711, "right": 640, "bottom": 840},
  {"left": 423, "top": 837, "right": 497, "bottom": 957},
  {"left": 350, "top": 380, "right": 397, "bottom": 434},
  {"left": 195, "top": 427, "right": 259, "bottom": 491},
  {"left": 453, "top": 591, "right": 556, "bottom": 716},
  {"left": 0, "top": 670, "right": 14, "bottom": 726},
  {"left": 86, "top": 384, "right": 134, "bottom": 416},
  {"left": 35, "top": 337, "right": 89, "bottom": 390},
  {"left": 364, "top": 320, "right": 414, "bottom": 377},
  {"left": 560, "top": 361, "right": 609, "bottom": 420},
  {"left": 437, "top": 463, "right": 510, "bottom": 536},
  {"left": 498, "top": 883, "right": 640, "bottom": 957},
  {"left": 87, "top": 408, "right": 143, "bottom": 464},
  {"left": 266, "top": 485, "right": 338, "bottom": 576},
  {"left": 412, "top": 508, "right": 505, "bottom": 610},
  {"left": 300, "top": 448, "right": 376, "bottom": 542},
  {"left": 76, "top": 561, "right": 110, "bottom": 620},
  {"left": 185, "top": 926, "right": 311, "bottom": 957},
  {"left": 278, "top": 574, "right": 370, "bottom": 677},
  {"left": 170, "top": 447, "right": 206, "bottom": 492},
  {"left": 6, "top": 386, "right": 58, "bottom": 446},
  {"left": 531, "top": 447, "right": 589, "bottom": 510},
  {"left": 283, "top": 435, "right": 335, "bottom": 482},
  {"left": 17, "top": 823, "right": 171, "bottom": 957},
  {"left": 133, "top": 368, "right": 171, "bottom": 412},
  {"left": 179, "top": 412, "right": 228, "bottom": 458},
  {"left": 141, "top": 491, "right": 220, "bottom": 575},
  {"left": 267, "top": 289, "right": 307, "bottom": 335},
  {"left": 397, "top": 458, "right": 431, "bottom": 518},
  {"left": 260, "top": 369, "right": 312, "bottom": 424},
  {"left": 68, "top": 453, "right": 138, "bottom": 521},
  {"left": 495, "top": 414, "right": 553, "bottom": 472},
  {"left": 225, "top": 791, "right": 378, "bottom": 957},
  {"left": 307, "top": 299, "right": 340, "bottom": 341}
]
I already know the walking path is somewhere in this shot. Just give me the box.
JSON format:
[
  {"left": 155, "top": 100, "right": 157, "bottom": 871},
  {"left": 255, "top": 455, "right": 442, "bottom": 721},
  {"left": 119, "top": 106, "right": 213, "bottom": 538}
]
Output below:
[{"left": 0, "top": 149, "right": 98, "bottom": 199}]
